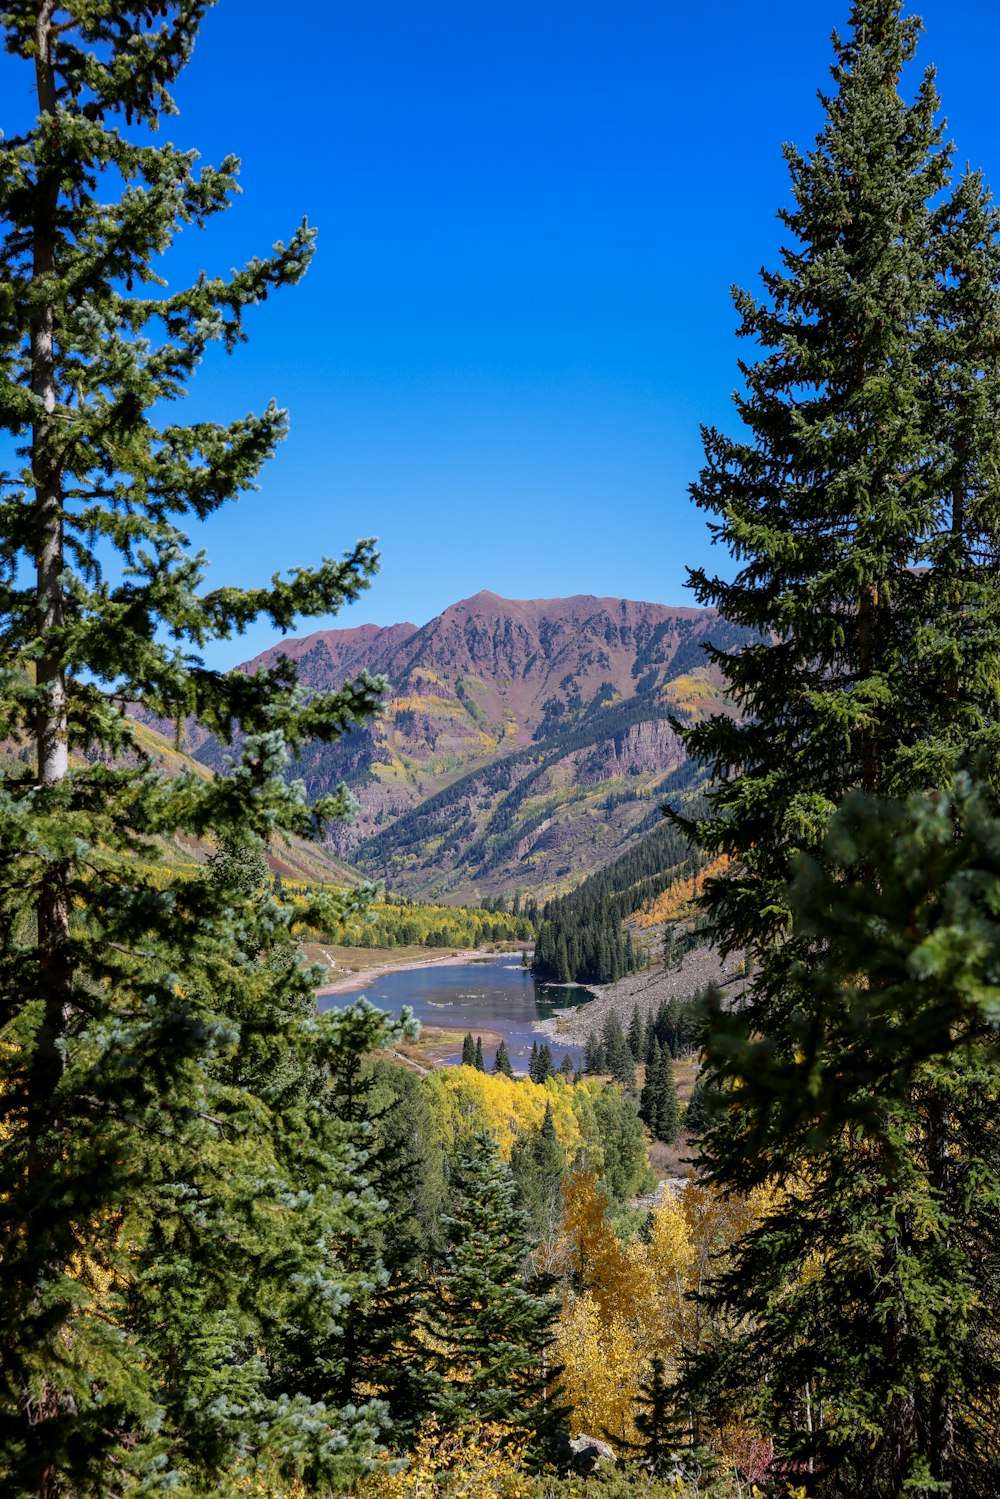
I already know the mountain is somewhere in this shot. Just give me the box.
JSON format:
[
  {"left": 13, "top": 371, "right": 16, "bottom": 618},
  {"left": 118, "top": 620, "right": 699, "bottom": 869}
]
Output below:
[{"left": 181, "top": 591, "right": 747, "bottom": 902}]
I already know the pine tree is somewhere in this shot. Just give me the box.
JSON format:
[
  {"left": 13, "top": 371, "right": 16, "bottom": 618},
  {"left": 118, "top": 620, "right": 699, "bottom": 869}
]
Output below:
[
  {"left": 627, "top": 1003, "right": 645, "bottom": 1061},
  {"left": 555, "top": 935, "right": 572, "bottom": 984},
  {"left": 674, "top": 4, "right": 1000, "bottom": 1492},
  {"left": 584, "top": 1033, "right": 605, "bottom": 1074},
  {"left": 511, "top": 1102, "right": 567, "bottom": 1239},
  {"left": 493, "top": 1038, "right": 515, "bottom": 1077},
  {"left": 644, "top": 1011, "right": 657, "bottom": 1064},
  {"left": 419, "top": 1133, "right": 565, "bottom": 1457},
  {"left": 559, "top": 1053, "right": 575, "bottom": 1080},
  {"left": 602, "top": 1012, "right": 636, "bottom": 1090},
  {"left": 474, "top": 1035, "right": 485, "bottom": 1071},
  {"left": 0, "top": 6, "right": 401, "bottom": 1491},
  {"left": 462, "top": 1033, "right": 477, "bottom": 1067},
  {"left": 685, "top": 1072, "right": 711, "bottom": 1137},
  {"left": 639, "top": 1040, "right": 663, "bottom": 1134},
  {"left": 655, "top": 1053, "right": 681, "bottom": 1145},
  {"left": 638, "top": 1045, "right": 681, "bottom": 1144},
  {"left": 629, "top": 1356, "right": 674, "bottom": 1477}
]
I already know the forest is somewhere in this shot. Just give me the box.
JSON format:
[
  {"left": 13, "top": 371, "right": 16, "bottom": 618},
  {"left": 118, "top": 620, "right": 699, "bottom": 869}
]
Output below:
[{"left": 3, "top": 3, "right": 1000, "bottom": 1498}]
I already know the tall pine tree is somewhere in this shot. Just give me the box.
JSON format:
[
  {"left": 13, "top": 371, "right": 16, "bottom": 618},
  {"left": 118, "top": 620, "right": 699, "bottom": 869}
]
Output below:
[
  {"left": 418, "top": 1132, "right": 565, "bottom": 1459},
  {"left": 675, "top": 4, "right": 1000, "bottom": 1494},
  {"left": 0, "top": 4, "right": 402, "bottom": 1493}
]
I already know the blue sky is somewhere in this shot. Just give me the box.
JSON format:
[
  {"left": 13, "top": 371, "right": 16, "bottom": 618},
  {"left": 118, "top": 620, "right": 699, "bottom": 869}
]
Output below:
[{"left": 7, "top": 2, "right": 1000, "bottom": 663}]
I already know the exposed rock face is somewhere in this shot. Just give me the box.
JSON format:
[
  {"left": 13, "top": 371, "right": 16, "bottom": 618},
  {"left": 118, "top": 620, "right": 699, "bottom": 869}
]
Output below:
[
  {"left": 579, "top": 718, "right": 686, "bottom": 780},
  {"left": 168, "top": 592, "right": 747, "bottom": 900}
]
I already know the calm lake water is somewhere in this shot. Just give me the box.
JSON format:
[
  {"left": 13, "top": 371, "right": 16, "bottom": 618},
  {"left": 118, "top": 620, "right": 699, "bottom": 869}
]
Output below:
[{"left": 317, "top": 956, "right": 593, "bottom": 1074}]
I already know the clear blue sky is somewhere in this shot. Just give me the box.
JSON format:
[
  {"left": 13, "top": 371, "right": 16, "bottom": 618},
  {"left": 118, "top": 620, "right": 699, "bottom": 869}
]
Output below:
[{"left": 7, "top": 2, "right": 1000, "bottom": 664}]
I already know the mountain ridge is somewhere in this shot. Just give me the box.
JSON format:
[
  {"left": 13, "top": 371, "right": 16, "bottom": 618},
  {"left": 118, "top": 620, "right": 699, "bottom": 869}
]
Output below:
[{"left": 175, "top": 591, "right": 746, "bottom": 902}]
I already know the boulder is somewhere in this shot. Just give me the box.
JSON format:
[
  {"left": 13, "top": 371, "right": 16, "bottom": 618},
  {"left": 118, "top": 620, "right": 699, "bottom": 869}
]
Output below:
[{"left": 563, "top": 1432, "right": 617, "bottom": 1474}]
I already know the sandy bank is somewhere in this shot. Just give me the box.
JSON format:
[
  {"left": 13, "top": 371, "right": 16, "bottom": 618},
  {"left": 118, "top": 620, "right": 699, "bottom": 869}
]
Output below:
[{"left": 316, "top": 947, "right": 529, "bottom": 998}]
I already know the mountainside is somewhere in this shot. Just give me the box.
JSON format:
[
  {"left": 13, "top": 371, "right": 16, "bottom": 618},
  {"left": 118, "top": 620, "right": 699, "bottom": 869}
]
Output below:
[{"left": 185, "top": 592, "right": 747, "bottom": 901}]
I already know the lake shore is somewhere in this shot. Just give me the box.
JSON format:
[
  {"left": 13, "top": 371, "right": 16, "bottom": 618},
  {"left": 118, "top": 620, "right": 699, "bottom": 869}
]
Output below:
[
  {"left": 315, "top": 947, "right": 530, "bottom": 998},
  {"left": 530, "top": 941, "right": 744, "bottom": 1044},
  {"left": 391, "top": 1021, "right": 506, "bottom": 1069}
]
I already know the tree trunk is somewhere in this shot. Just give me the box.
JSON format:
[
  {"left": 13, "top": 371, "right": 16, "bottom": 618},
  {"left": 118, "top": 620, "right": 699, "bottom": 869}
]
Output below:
[
  {"left": 28, "top": 12, "right": 70, "bottom": 1491},
  {"left": 31, "top": 0, "right": 71, "bottom": 1113}
]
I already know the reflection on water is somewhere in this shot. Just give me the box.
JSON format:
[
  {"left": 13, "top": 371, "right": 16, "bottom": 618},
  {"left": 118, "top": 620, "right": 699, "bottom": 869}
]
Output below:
[{"left": 317, "top": 956, "right": 592, "bottom": 1073}]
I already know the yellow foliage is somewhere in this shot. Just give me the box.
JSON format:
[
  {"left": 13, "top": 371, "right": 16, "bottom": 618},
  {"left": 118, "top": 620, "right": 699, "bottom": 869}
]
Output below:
[
  {"left": 557, "top": 1169, "right": 633, "bottom": 1318},
  {"left": 231, "top": 1474, "right": 306, "bottom": 1499},
  {"left": 359, "top": 1420, "right": 531, "bottom": 1499},
  {"left": 634, "top": 855, "right": 730, "bottom": 928},
  {"left": 422, "top": 1070, "right": 585, "bottom": 1163},
  {"left": 555, "top": 1176, "right": 778, "bottom": 1456},
  {"left": 659, "top": 672, "right": 724, "bottom": 716},
  {"left": 555, "top": 1291, "right": 645, "bottom": 1450}
]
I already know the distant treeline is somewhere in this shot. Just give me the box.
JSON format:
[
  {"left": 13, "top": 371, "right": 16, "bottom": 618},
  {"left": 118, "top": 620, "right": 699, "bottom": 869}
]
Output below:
[
  {"left": 532, "top": 896, "right": 639, "bottom": 984},
  {"left": 563, "top": 793, "right": 709, "bottom": 920},
  {"left": 331, "top": 895, "right": 534, "bottom": 949},
  {"left": 530, "top": 794, "right": 708, "bottom": 985}
]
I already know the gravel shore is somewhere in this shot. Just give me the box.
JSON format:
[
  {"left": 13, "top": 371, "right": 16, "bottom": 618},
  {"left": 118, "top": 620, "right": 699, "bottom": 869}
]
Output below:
[{"left": 533, "top": 941, "right": 744, "bottom": 1046}]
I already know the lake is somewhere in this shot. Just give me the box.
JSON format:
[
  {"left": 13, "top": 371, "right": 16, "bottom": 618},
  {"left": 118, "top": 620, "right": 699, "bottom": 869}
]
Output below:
[{"left": 317, "top": 955, "right": 594, "bottom": 1074}]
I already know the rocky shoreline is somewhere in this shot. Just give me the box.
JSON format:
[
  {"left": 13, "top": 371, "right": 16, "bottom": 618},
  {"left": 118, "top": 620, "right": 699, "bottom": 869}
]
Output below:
[{"left": 532, "top": 941, "right": 743, "bottom": 1046}]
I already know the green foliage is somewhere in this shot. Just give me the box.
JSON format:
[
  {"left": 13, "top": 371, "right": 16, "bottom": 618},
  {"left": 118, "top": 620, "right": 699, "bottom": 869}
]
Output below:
[
  {"left": 0, "top": 5, "right": 403, "bottom": 1491},
  {"left": 590, "top": 1087, "right": 653, "bottom": 1203},
  {"left": 529, "top": 1040, "right": 555, "bottom": 1084},
  {"left": 623, "top": 1356, "right": 675, "bottom": 1477},
  {"left": 419, "top": 1133, "right": 565, "bottom": 1456},
  {"left": 638, "top": 1044, "right": 681, "bottom": 1145},
  {"left": 493, "top": 1038, "right": 515, "bottom": 1078},
  {"left": 511, "top": 1102, "right": 567, "bottom": 1239},
  {"left": 684, "top": 1072, "right": 711, "bottom": 1137},
  {"left": 674, "top": 3, "right": 1000, "bottom": 1492},
  {"left": 601, "top": 1013, "right": 636, "bottom": 1090},
  {"left": 532, "top": 895, "right": 642, "bottom": 986}
]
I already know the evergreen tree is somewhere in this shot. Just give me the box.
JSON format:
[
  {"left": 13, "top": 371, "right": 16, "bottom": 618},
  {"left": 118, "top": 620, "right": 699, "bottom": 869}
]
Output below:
[
  {"left": 639, "top": 1040, "right": 663, "bottom": 1135},
  {"left": 584, "top": 1033, "right": 605, "bottom": 1074},
  {"left": 529, "top": 1040, "right": 554, "bottom": 1084},
  {"left": 674, "top": 5, "right": 1000, "bottom": 1493},
  {"left": 419, "top": 1133, "right": 565, "bottom": 1457},
  {"left": 462, "top": 1032, "right": 476, "bottom": 1067},
  {"left": 655, "top": 1053, "right": 681, "bottom": 1145},
  {"left": 627, "top": 1002, "right": 645, "bottom": 1062},
  {"left": 559, "top": 1053, "right": 575, "bottom": 1079},
  {"left": 511, "top": 1102, "right": 567, "bottom": 1239},
  {"left": 591, "top": 1087, "right": 651, "bottom": 1202},
  {"left": 0, "top": 5, "right": 407, "bottom": 1492},
  {"left": 638, "top": 1045, "right": 681, "bottom": 1144},
  {"left": 474, "top": 1035, "right": 485, "bottom": 1072},
  {"left": 493, "top": 1038, "right": 515, "bottom": 1077},
  {"left": 630, "top": 1356, "right": 674, "bottom": 1477},
  {"left": 684, "top": 1072, "right": 711, "bottom": 1137},
  {"left": 602, "top": 1012, "right": 636, "bottom": 1090},
  {"left": 644, "top": 1011, "right": 657, "bottom": 1064}
]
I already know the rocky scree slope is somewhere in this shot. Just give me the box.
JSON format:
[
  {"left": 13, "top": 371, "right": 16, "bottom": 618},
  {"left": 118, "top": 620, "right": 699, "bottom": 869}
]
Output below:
[{"left": 172, "top": 592, "right": 746, "bottom": 901}]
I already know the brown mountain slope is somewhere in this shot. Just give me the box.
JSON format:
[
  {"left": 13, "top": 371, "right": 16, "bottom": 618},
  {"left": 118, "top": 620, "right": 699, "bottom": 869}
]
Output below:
[{"left": 184, "top": 592, "right": 746, "bottom": 902}]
